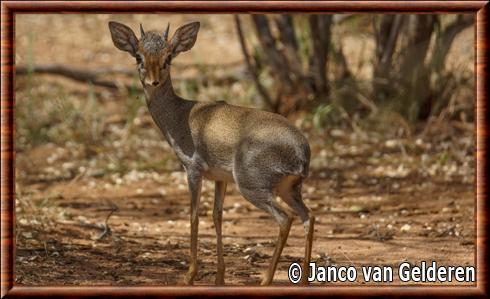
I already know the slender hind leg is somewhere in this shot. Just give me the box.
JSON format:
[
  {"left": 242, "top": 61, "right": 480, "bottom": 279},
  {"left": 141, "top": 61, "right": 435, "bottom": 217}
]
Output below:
[
  {"left": 280, "top": 182, "right": 315, "bottom": 284},
  {"left": 214, "top": 181, "right": 227, "bottom": 285},
  {"left": 238, "top": 187, "right": 293, "bottom": 286}
]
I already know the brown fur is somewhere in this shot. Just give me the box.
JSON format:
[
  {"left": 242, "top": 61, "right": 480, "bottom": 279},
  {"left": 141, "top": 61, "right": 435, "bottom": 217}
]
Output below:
[{"left": 108, "top": 21, "right": 315, "bottom": 286}]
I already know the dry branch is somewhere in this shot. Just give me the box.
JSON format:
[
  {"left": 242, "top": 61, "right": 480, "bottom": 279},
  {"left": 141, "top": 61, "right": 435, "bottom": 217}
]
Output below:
[
  {"left": 373, "top": 15, "right": 405, "bottom": 101},
  {"left": 308, "top": 15, "right": 332, "bottom": 100},
  {"left": 275, "top": 15, "right": 303, "bottom": 76},
  {"left": 251, "top": 15, "right": 294, "bottom": 88},
  {"left": 234, "top": 15, "right": 275, "bottom": 111},
  {"left": 432, "top": 15, "right": 474, "bottom": 72},
  {"left": 16, "top": 65, "right": 141, "bottom": 92},
  {"left": 381, "top": 15, "right": 404, "bottom": 67},
  {"left": 16, "top": 64, "right": 246, "bottom": 92},
  {"left": 97, "top": 204, "right": 118, "bottom": 241},
  {"left": 249, "top": 15, "right": 318, "bottom": 115},
  {"left": 275, "top": 15, "right": 299, "bottom": 52}
]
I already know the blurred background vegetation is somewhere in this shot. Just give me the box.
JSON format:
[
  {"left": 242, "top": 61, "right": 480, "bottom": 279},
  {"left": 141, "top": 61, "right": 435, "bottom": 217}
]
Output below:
[
  {"left": 14, "top": 12, "right": 475, "bottom": 223},
  {"left": 14, "top": 14, "right": 475, "bottom": 286},
  {"left": 239, "top": 14, "right": 474, "bottom": 123},
  {"left": 15, "top": 12, "right": 475, "bottom": 199},
  {"left": 15, "top": 14, "right": 474, "bottom": 150},
  {"left": 14, "top": 13, "right": 475, "bottom": 190}
]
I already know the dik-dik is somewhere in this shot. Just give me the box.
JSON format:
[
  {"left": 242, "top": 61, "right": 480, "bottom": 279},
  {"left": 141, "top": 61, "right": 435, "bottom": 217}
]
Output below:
[{"left": 108, "top": 21, "right": 315, "bottom": 285}]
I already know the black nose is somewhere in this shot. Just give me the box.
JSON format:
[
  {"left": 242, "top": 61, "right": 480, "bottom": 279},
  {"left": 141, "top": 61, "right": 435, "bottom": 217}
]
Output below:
[{"left": 152, "top": 81, "right": 160, "bottom": 86}]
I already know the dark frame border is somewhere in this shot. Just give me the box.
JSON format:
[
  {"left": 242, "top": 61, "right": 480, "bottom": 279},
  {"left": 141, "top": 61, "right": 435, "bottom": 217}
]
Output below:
[{"left": 1, "top": 1, "right": 488, "bottom": 297}]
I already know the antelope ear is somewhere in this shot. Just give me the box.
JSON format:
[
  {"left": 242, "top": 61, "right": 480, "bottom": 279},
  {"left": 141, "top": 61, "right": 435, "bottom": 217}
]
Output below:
[
  {"left": 170, "top": 22, "right": 200, "bottom": 57},
  {"left": 108, "top": 21, "right": 139, "bottom": 57}
]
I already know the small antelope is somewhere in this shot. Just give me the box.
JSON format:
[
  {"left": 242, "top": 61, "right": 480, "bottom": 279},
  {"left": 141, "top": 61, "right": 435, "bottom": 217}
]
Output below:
[{"left": 108, "top": 21, "right": 315, "bottom": 285}]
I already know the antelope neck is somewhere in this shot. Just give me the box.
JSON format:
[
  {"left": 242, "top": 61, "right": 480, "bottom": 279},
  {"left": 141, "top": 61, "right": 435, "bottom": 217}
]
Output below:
[{"left": 144, "top": 75, "right": 196, "bottom": 162}]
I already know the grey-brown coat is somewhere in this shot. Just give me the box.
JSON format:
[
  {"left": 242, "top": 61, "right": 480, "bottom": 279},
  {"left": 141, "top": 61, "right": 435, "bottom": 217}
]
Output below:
[{"left": 109, "top": 21, "right": 315, "bottom": 285}]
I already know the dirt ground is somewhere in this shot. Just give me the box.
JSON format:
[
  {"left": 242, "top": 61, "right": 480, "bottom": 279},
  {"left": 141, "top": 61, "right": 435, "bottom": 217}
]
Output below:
[
  {"left": 14, "top": 136, "right": 476, "bottom": 286},
  {"left": 14, "top": 14, "right": 475, "bottom": 286}
]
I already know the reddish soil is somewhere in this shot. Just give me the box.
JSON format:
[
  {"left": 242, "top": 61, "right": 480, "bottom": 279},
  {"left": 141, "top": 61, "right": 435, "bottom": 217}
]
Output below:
[
  {"left": 14, "top": 14, "right": 475, "bottom": 287},
  {"left": 15, "top": 141, "right": 475, "bottom": 286}
]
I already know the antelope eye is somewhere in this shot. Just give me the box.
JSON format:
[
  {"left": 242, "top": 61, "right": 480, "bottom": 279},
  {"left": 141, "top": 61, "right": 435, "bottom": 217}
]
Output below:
[
  {"left": 136, "top": 54, "right": 144, "bottom": 65},
  {"left": 163, "top": 56, "right": 172, "bottom": 68},
  {"left": 160, "top": 56, "right": 172, "bottom": 70}
]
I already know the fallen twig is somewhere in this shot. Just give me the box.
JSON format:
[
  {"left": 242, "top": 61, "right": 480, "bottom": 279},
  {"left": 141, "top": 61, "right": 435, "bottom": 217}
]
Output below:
[
  {"left": 16, "top": 64, "right": 138, "bottom": 92},
  {"left": 16, "top": 64, "right": 246, "bottom": 93},
  {"left": 96, "top": 204, "right": 119, "bottom": 241},
  {"left": 43, "top": 241, "right": 49, "bottom": 258},
  {"left": 337, "top": 247, "right": 357, "bottom": 269}
]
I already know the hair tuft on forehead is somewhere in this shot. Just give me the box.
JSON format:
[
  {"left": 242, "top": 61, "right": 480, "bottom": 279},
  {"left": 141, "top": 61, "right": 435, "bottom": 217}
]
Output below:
[{"left": 140, "top": 31, "right": 167, "bottom": 54}]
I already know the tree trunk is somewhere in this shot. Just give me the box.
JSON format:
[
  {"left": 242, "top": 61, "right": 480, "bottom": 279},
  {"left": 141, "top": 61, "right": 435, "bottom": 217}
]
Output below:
[
  {"left": 372, "top": 15, "right": 404, "bottom": 103},
  {"left": 431, "top": 14, "right": 474, "bottom": 72},
  {"left": 400, "top": 15, "right": 436, "bottom": 121},
  {"left": 250, "top": 15, "right": 316, "bottom": 116},
  {"left": 308, "top": 15, "right": 333, "bottom": 103}
]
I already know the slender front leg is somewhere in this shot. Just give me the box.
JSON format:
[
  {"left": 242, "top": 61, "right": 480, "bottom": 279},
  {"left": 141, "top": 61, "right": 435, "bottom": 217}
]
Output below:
[
  {"left": 183, "top": 171, "right": 202, "bottom": 285},
  {"left": 214, "top": 181, "right": 227, "bottom": 285}
]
